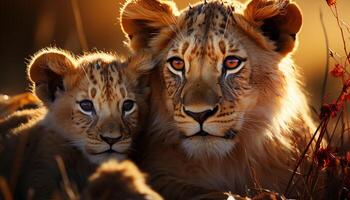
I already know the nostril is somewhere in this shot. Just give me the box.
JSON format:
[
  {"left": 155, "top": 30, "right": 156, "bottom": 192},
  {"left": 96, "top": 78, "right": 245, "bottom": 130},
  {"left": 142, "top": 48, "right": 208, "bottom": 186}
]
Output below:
[
  {"left": 184, "top": 105, "right": 219, "bottom": 123},
  {"left": 100, "top": 135, "right": 122, "bottom": 145}
]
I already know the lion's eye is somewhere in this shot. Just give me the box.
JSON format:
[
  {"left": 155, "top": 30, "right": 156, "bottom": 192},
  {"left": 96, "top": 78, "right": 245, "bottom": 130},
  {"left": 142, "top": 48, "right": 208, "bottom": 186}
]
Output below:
[
  {"left": 223, "top": 56, "right": 242, "bottom": 70},
  {"left": 78, "top": 100, "right": 95, "bottom": 115},
  {"left": 167, "top": 57, "right": 185, "bottom": 71},
  {"left": 122, "top": 100, "right": 135, "bottom": 114}
]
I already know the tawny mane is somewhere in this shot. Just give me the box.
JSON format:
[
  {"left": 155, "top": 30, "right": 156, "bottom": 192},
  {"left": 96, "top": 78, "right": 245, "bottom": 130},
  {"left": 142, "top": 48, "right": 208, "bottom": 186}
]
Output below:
[{"left": 121, "top": 0, "right": 323, "bottom": 199}]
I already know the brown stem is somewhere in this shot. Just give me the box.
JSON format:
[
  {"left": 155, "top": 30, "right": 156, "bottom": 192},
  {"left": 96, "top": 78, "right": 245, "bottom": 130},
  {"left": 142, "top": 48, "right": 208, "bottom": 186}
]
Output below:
[
  {"left": 333, "top": 5, "right": 350, "bottom": 66},
  {"left": 284, "top": 119, "right": 325, "bottom": 196},
  {"left": 69, "top": 0, "right": 88, "bottom": 51},
  {"left": 320, "top": 9, "right": 330, "bottom": 104}
]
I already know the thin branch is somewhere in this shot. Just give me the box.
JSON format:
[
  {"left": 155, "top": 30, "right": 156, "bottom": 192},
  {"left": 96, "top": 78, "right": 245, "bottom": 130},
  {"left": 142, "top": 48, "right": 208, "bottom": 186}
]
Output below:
[
  {"left": 328, "top": 109, "right": 344, "bottom": 145},
  {"left": 320, "top": 9, "right": 330, "bottom": 104},
  {"left": 333, "top": 4, "right": 350, "bottom": 66},
  {"left": 284, "top": 119, "right": 325, "bottom": 196}
]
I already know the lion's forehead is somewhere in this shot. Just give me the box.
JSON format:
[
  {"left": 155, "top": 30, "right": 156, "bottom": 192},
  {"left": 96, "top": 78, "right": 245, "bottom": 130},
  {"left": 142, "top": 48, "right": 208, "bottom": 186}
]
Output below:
[
  {"left": 171, "top": 36, "right": 244, "bottom": 59},
  {"left": 170, "top": 3, "right": 247, "bottom": 59},
  {"left": 180, "top": 2, "right": 238, "bottom": 39}
]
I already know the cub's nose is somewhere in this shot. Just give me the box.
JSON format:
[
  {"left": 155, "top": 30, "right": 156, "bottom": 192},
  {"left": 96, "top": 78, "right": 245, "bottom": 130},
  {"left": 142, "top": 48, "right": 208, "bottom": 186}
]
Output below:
[
  {"left": 184, "top": 106, "right": 219, "bottom": 124},
  {"left": 100, "top": 135, "right": 122, "bottom": 145}
]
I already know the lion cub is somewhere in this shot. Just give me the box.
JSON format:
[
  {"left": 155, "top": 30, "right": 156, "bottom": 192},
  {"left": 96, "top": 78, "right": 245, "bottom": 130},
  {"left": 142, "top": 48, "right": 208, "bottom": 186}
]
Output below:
[{"left": 0, "top": 48, "right": 155, "bottom": 199}]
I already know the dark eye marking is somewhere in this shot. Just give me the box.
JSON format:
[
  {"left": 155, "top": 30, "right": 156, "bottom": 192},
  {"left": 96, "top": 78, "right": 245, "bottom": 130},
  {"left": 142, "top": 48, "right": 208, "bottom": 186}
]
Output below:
[
  {"left": 181, "top": 42, "right": 190, "bottom": 55},
  {"left": 219, "top": 41, "right": 226, "bottom": 54}
]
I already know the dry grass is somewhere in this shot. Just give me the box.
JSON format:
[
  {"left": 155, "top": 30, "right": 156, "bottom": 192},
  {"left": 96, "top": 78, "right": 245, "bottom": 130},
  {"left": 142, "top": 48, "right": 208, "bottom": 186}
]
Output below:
[{"left": 284, "top": 0, "right": 350, "bottom": 199}]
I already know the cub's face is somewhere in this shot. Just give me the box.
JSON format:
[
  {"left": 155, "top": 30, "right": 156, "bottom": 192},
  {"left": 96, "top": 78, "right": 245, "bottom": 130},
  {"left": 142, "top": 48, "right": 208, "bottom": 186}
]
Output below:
[
  {"left": 63, "top": 56, "right": 139, "bottom": 163},
  {"left": 121, "top": 0, "right": 302, "bottom": 158},
  {"left": 29, "top": 49, "right": 151, "bottom": 163}
]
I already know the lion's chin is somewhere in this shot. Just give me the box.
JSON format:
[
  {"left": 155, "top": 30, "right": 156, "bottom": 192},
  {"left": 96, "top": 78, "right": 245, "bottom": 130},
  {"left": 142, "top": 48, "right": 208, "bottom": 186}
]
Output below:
[
  {"left": 181, "top": 136, "right": 234, "bottom": 159},
  {"left": 86, "top": 152, "right": 127, "bottom": 164}
]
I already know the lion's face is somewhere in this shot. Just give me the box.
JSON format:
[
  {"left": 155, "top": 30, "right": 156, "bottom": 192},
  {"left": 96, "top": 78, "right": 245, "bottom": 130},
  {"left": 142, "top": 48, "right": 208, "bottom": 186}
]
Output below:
[
  {"left": 121, "top": 0, "right": 302, "bottom": 158},
  {"left": 29, "top": 49, "right": 152, "bottom": 163},
  {"left": 164, "top": 32, "right": 257, "bottom": 157}
]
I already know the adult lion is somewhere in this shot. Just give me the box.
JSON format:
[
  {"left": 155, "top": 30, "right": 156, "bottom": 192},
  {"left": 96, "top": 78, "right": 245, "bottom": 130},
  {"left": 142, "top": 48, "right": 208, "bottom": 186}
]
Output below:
[{"left": 121, "top": 0, "right": 322, "bottom": 199}]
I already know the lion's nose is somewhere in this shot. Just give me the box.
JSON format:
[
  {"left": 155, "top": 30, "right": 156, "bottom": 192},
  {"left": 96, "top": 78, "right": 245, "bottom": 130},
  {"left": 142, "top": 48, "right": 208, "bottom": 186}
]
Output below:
[
  {"left": 184, "top": 105, "right": 219, "bottom": 124},
  {"left": 100, "top": 135, "right": 122, "bottom": 145}
]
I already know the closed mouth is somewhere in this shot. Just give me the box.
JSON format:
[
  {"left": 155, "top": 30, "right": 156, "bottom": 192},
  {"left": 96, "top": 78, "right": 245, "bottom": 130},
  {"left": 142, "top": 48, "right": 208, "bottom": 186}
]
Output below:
[
  {"left": 194, "top": 130, "right": 210, "bottom": 137},
  {"left": 184, "top": 129, "right": 237, "bottom": 139},
  {"left": 90, "top": 148, "right": 128, "bottom": 155}
]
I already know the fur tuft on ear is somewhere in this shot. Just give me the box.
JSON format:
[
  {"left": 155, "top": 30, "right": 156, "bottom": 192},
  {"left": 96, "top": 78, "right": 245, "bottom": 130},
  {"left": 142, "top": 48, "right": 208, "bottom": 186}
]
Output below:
[
  {"left": 28, "top": 48, "right": 76, "bottom": 104},
  {"left": 244, "top": 0, "right": 302, "bottom": 55},
  {"left": 127, "top": 51, "right": 155, "bottom": 75},
  {"left": 120, "top": 0, "right": 178, "bottom": 51},
  {"left": 125, "top": 51, "right": 155, "bottom": 92}
]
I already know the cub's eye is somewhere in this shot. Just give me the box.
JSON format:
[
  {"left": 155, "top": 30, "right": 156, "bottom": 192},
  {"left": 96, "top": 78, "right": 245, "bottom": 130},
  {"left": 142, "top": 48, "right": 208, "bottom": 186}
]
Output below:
[
  {"left": 122, "top": 100, "right": 135, "bottom": 114},
  {"left": 167, "top": 57, "right": 185, "bottom": 71},
  {"left": 78, "top": 100, "right": 95, "bottom": 115},
  {"left": 223, "top": 56, "right": 242, "bottom": 70}
]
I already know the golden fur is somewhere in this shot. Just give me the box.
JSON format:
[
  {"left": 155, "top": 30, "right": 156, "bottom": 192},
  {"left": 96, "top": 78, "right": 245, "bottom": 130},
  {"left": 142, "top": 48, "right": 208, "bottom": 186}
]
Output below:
[
  {"left": 0, "top": 48, "right": 154, "bottom": 199},
  {"left": 0, "top": 92, "right": 40, "bottom": 119},
  {"left": 82, "top": 159, "right": 163, "bottom": 200},
  {"left": 121, "top": 0, "right": 323, "bottom": 199}
]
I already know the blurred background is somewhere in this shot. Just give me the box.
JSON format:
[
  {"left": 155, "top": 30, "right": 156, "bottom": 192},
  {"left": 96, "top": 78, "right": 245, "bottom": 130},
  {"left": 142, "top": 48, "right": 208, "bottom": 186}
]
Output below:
[{"left": 0, "top": 0, "right": 349, "bottom": 109}]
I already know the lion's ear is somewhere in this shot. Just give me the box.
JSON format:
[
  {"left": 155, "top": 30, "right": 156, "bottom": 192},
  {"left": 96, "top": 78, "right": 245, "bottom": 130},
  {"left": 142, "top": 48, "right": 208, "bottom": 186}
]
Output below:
[
  {"left": 120, "top": 0, "right": 178, "bottom": 51},
  {"left": 28, "top": 48, "right": 76, "bottom": 105},
  {"left": 244, "top": 0, "right": 302, "bottom": 55}
]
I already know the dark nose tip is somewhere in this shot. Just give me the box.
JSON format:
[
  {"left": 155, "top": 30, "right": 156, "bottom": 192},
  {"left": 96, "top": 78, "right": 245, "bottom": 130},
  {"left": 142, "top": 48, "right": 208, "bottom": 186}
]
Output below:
[
  {"left": 100, "top": 135, "right": 122, "bottom": 145},
  {"left": 184, "top": 106, "right": 219, "bottom": 124}
]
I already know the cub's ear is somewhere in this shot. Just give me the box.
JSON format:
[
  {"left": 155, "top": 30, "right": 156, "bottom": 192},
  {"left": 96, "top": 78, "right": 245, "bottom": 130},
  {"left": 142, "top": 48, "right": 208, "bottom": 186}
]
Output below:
[
  {"left": 244, "top": 0, "right": 302, "bottom": 55},
  {"left": 120, "top": 0, "right": 178, "bottom": 51},
  {"left": 28, "top": 48, "right": 76, "bottom": 105}
]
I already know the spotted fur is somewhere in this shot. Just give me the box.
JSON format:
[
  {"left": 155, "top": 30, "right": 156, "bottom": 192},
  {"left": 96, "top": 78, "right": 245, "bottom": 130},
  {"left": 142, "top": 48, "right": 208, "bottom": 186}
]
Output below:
[
  {"left": 121, "top": 0, "right": 324, "bottom": 199},
  {"left": 0, "top": 48, "right": 153, "bottom": 199},
  {"left": 28, "top": 48, "right": 152, "bottom": 163}
]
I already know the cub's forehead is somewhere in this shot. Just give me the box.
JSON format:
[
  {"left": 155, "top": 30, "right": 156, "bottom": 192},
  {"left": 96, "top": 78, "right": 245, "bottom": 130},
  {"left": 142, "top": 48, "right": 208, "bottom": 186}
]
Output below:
[
  {"left": 78, "top": 53, "right": 124, "bottom": 69},
  {"left": 75, "top": 53, "right": 131, "bottom": 101},
  {"left": 77, "top": 53, "right": 126, "bottom": 81}
]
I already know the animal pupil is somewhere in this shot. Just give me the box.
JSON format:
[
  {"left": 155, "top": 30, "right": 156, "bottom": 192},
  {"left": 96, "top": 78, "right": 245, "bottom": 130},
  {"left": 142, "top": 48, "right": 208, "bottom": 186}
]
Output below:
[
  {"left": 168, "top": 57, "right": 185, "bottom": 71},
  {"left": 123, "top": 100, "right": 134, "bottom": 112},
  {"left": 79, "top": 100, "right": 94, "bottom": 112},
  {"left": 224, "top": 56, "right": 241, "bottom": 69}
]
